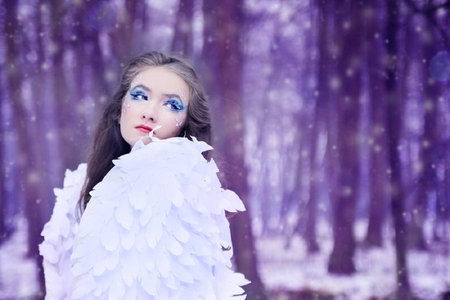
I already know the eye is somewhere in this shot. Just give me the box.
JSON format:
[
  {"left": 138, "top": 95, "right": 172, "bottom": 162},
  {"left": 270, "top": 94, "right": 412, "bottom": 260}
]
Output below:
[
  {"left": 129, "top": 89, "right": 148, "bottom": 101},
  {"left": 164, "top": 99, "right": 185, "bottom": 112}
]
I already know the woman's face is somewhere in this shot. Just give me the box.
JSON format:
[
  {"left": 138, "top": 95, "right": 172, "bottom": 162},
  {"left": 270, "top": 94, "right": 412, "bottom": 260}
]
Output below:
[{"left": 119, "top": 66, "right": 190, "bottom": 147}]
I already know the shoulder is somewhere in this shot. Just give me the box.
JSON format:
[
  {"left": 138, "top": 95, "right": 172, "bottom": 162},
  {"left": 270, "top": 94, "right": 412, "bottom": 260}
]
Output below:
[{"left": 116, "top": 137, "right": 245, "bottom": 213}]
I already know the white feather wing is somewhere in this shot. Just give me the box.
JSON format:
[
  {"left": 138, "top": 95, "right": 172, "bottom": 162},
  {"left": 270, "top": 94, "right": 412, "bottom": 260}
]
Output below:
[
  {"left": 39, "top": 164, "right": 87, "bottom": 300},
  {"left": 70, "top": 137, "right": 248, "bottom": 299}
]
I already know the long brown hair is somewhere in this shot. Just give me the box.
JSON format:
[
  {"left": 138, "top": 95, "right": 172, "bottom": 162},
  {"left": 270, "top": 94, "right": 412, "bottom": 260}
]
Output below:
[{"left": 79, "top": 51, "right": 212, "bottom": 212}]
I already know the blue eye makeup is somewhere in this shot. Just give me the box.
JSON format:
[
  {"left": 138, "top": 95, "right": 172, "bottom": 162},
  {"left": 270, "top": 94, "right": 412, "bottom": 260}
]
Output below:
[
  {"left": 129, "top": 89, "right": 148, "bottom": 101},
  {"left": 164, "top": 99, "right": 185, "bottom": 112}
]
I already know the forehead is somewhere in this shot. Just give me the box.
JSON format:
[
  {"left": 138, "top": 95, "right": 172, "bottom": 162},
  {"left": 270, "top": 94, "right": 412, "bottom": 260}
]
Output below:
[{"left": 134, "top": 67, "right": 189, "bottom": 96}]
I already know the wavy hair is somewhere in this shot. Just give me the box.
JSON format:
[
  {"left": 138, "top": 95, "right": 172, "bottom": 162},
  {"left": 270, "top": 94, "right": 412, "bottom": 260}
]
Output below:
[{"left": 79, "top": 51, "right": 212, "bottom": 212}]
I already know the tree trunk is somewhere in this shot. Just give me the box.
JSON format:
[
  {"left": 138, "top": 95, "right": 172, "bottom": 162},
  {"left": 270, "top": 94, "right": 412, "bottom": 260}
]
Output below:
[
  {"left": 201, "top": 0, "right": 267, "bottom": 298},
  {"left": 385, "top": 0, "right": 412, "bottom": 298},
  {"left": 171, "top": 0, "right": 194, "bottom": 56},
  {"left": 0, "top": 55, "right": 7, "bottom": 245},
  {"left": 327, "top": 0, "right": 362, "bottom": 275},
  {"left": 410, "top": 18, "right": 440, "bottom": 250},
  {"left": 4, "top": 1, "right": 46, "bottom": 295},
  {"left": 305, "top": 88, "right": 324, "bottom": 253},
  {"left": 109, "top": 0, "right": 138, "bottom": 62},
  {"left": 365, "top": 0, "right": 389, "bottom": 248},
  {"left": 0, "top": 108, "right": 5, "bottom": 245},
  {"left": 316, "top": 0, "right": 337, "bottom": 253}
]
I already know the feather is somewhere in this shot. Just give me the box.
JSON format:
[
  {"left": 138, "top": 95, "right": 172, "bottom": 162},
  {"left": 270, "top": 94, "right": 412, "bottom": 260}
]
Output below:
[
  {"left": 162, "top": 273, "right": 178, "bottom": 290},
  {"left": 71, "top": 273, "right": 95, "bottom": 299},
  {"left": 93, "top": 259, "right": 105, "bottom": 276},
  {"left": 140, "top": 271, "right": 158, "bottom": 297},
  {"left": 41, "top": 137, "right": 249, "bottom": 299},
  {"left": 220, "top": 190, "right": 246, "bottom": 212},
  {"left": 104, "top": 248, "right": 120, "bottom": 270},
  {"left": 140, "top": 246, "right": 155, "bottom": 272},
  {"left": 176, "top": 249, "right": 196, "bottom": 266},
  {"left": 155, "top": 248, "right": 171, "bottom": 278},
  {"left": 171, "top": 262, "right": 194, "bottom": 284},
  {"left": 121, "top": 228, "right": 135, "bottom": 250},
  {"left": 139, "top": 200, "right": 153, "bottom": 227},
  {"left": 162, "top": 182, "right": 184, "bottom": 207},
  {"left": 93, "top": 270, "right": 113, "bottom": 296},
  {"left": 119, "top": 250, "right": 140, "bottom": 286},
  {"left": 100, "top": 220, "right": 120, "bottom": 251},
  {"left": 108, "top": 272, "right": 126, "bottom": 300},
  {"left": 128, "top": 182, "right": 147, "bottom": 210},
  {"left": 164, "top": 233, "right": 184, "bottom": 256},
  {"left": 145, "top": 217, "right": 163, "bottom": 248},
  {"left": 122, "top": 286, "right": 137, "bottom": 300},
  {"left": 165, "top": 216, "right": 190, "bottom": 243},
  {"left": 115, "top": 194, "right": 134, "bottom": 229}
]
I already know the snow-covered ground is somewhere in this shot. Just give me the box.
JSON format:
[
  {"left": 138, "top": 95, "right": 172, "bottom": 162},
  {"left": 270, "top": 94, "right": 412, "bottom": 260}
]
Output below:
[
  {"left": 258, "top": 235, "right": 448, "bottom": 300},
  {"left": 0, "top": 217, "right": 40, "bottom": 299},
  {"left": 257, "top": 220, "right": 449, "bottom": 300},
  {"left": 0, "top": 217, "right": 448, "bottom": 300}
]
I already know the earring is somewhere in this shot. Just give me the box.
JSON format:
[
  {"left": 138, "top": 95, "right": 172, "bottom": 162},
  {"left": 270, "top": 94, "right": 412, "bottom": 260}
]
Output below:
[{"left": 175, "top": 118, "right": 183, "bottom": 127}]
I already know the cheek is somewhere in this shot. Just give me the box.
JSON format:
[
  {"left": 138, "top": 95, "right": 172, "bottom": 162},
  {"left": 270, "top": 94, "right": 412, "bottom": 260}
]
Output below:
[
  {"left": 119, "top": 107, "right": 132, "bottom": 130},
  {"left": 120, "top": 101, "right": 134, "bottom": 121},
  {"left": 161, "top": 110, "right": 181, "bottom": 126},
  {"left": 121, "top": 101, "right": 130, "bottom": 114},
  {"left": 174, "top": 114, "right": 186, "bottom": 127},
  {"left": 119, "top": 110, "right": 125, "bottom": 125}
]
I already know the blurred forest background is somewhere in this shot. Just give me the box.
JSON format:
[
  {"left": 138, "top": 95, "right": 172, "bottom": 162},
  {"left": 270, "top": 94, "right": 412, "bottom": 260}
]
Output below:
[{"left": 1, "top": 0, "right": 450, "bottom": 299}]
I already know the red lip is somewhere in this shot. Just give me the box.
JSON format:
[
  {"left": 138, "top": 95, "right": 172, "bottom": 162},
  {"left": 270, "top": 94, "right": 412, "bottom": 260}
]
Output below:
[{"left": 135, "top": 124, "right": 153, "bottom": 133}]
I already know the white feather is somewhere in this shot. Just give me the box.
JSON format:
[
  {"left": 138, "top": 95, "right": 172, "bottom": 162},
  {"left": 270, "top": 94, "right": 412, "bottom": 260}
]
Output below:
[
  {"left": 121, "top": 229, "right": 135, "bottom": 250},
  {"left": 165, "top": 216, "right": 190, "bottom": 243},
  {"left": 100, "top": 220, "right": 120, "bottom": 251},
  {"left": 115, "top": 194, "right": 134, "bottom": 229},
  {"left": 155, "top": 248, "right": 171, "bottom": 278},
  {"left": 104, "top": 249, "right": 120, "bottom": 270},
  {"left": 40, "top": 138, "right": 249, "bottom": 299},
  {"left": 164, "top": 233, "right": 184, "bottom": 256},
  {"left": 145, "top": 216, "right": 163, "bottom": 248},
  {"left": 140, "top": 271, "right": 158, "bottom": 296}
]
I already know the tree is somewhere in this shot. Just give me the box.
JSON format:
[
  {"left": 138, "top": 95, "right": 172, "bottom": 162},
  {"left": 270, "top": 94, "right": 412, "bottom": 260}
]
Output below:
[
  {"left": 326, "top": 0, "right": 363, "bottom": 274},
  {"left": 4, "top": 1, "right": 48, "bottom": 295},
  {"left": 171, "top": 0, "right": 195, "bottom": 57},
  {"left": 364, "top": 0, "right": 389, "bottom": 248},
  {"left": 385, "top": 0, "right": 412, "bottom": 298},
  {"left": 201, "top": 0, "right": 268, "bottom": 298}
]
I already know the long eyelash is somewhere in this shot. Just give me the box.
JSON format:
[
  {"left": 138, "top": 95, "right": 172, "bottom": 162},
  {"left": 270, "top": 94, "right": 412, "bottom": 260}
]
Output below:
[
  {"left": 165, "top": 99, "right": 185, "bottom": 112},
  {"left": 129, "top": 90, "right": 148, "bottom": 101}
]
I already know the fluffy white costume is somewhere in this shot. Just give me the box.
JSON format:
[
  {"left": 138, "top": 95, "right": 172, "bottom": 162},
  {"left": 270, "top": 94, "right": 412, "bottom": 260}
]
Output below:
[{"left": 40, "top": 136, "right": 248, "bottom": 299}]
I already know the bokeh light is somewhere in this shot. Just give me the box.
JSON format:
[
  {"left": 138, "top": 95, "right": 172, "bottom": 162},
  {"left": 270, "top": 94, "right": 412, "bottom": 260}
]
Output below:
[
  {"left": 429, "top": 51, "right": 450, "bottom": 81},
  {"left": 88, "top": 1, "right": 117, "bottom": 32}
]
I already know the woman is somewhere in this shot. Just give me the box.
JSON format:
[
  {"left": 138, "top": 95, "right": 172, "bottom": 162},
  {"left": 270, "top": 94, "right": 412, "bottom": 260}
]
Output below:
[{"left": 40, "top": 51, "right": 248, "bottom": 299}]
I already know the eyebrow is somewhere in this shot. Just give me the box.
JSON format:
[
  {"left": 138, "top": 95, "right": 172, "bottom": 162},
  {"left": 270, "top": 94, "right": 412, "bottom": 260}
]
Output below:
[
  {"left": 131, "top": 84, "right": 150, "bottom": 92},
  {"left": 164, "top": 93, "right": 184, "bottom": 103}
]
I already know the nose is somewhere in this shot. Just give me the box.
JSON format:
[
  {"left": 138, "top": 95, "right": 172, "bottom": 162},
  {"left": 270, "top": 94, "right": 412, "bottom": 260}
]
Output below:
[{"left": 141, "top": 100, "right": 158, "bottom": 122}]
